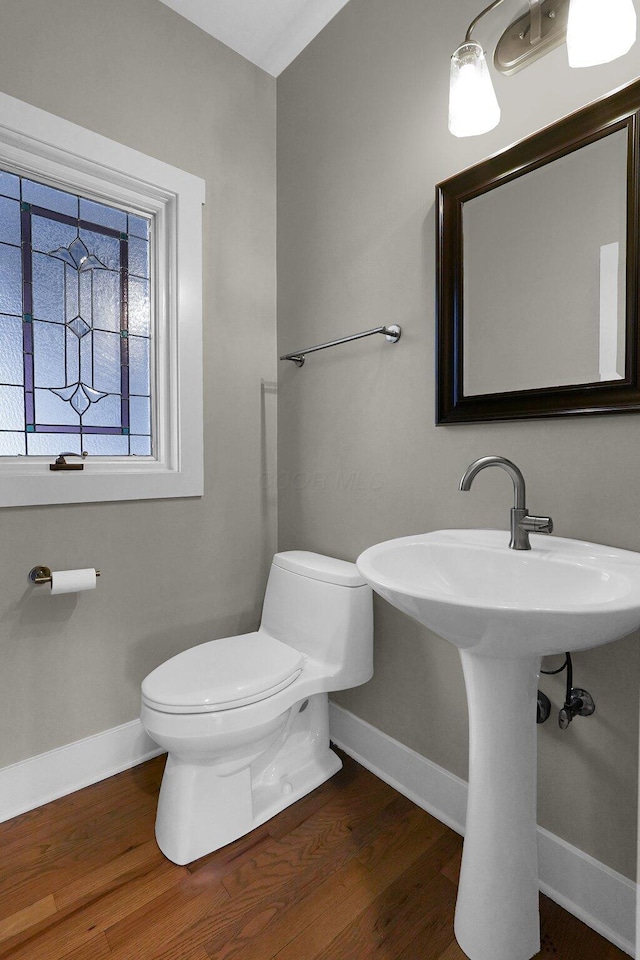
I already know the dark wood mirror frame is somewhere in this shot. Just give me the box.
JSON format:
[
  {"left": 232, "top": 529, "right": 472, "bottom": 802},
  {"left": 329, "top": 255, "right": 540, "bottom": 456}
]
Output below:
[{"left": 436, "top": 78, "right": 640, "bottom": 425}]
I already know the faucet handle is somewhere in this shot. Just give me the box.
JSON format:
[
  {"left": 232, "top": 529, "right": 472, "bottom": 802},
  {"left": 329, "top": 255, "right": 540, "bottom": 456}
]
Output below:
[
  {"left": 510, "top": 509, "right": 553, "bottom": 549},
  {"left": 520, "top": 515, "right": 554, "bottom": 535}
]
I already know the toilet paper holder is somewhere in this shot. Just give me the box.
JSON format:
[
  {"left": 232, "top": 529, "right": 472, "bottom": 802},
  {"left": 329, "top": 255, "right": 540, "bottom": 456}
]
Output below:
[{"left": 28, "top": 565, "right": 101, "bottom": 585}]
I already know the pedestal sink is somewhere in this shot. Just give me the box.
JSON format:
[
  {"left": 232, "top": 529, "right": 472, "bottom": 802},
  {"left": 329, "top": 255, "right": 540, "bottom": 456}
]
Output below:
[{"left": 356, "top": 529, "right": 640, "bottom": 960}]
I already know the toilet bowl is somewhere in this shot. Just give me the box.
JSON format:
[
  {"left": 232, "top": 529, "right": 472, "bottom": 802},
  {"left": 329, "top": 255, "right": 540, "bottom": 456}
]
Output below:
[{"left": 141, "top": 551, "right": 373, "bottom": 865}]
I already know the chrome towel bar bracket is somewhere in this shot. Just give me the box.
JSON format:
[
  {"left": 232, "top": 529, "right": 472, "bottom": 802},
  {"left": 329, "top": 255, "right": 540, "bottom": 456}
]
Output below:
[{"left": 280, "top": 324, "right": 401, "bottom": 367}]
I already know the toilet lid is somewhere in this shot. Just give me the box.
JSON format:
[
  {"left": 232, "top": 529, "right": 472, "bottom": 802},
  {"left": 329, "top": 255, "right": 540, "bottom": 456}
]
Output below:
[{"left": 141, "top": 632, "right": 305, "bottom": 713}]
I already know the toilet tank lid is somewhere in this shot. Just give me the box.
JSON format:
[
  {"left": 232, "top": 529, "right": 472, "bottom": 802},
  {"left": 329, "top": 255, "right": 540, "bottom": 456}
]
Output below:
[{"left": 272, "top": 551, "right": 367, "bottom": 587}]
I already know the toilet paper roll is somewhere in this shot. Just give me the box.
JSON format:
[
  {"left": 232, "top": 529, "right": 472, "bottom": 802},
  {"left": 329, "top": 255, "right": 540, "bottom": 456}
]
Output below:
[{"left": 50, "top": 568, "right": 97, "bottom": 595}]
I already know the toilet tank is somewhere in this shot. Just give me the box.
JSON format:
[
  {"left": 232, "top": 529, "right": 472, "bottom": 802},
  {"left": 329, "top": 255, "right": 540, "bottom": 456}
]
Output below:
[{"left": 260, "top": 551, "right": 373, "bottom": 689}]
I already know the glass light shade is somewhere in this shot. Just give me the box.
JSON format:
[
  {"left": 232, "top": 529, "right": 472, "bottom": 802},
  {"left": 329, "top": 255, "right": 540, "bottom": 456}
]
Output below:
[
  {"left": 448, "top": 42, "right": 501, "bottom": 138},
  {"left": 567, "top": 0, "right": 637, "bottom": 67}
]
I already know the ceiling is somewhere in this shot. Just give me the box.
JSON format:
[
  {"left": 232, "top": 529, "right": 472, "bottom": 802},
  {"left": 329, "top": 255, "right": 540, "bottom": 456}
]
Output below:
[{"left": 157, "top": 0, "right": 352, "bottom": 77}]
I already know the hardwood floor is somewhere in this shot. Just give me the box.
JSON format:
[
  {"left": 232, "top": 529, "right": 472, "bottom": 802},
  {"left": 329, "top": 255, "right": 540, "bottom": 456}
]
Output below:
[{"left": 0, "top": 750, "right": 629, "bottom": 960}]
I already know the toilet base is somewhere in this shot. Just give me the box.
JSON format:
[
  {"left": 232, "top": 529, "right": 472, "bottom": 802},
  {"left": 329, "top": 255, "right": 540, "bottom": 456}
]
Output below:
[
  {"left": 154, "top": 693, "right": 342, "bottom": 864},
  {"left": 252, "top": 745, "right": 342, "bottom": 836}
]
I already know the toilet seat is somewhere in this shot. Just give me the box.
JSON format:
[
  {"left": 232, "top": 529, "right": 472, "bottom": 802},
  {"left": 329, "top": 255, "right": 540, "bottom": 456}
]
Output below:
[{"left": 141, "top": 632, "right": 305, "bottom": 714}]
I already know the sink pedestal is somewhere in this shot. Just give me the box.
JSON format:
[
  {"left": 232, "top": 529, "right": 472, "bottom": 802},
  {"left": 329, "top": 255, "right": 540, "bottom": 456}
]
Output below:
[{"left": 455, "top": 652, "right": 541, "bottom": 960}]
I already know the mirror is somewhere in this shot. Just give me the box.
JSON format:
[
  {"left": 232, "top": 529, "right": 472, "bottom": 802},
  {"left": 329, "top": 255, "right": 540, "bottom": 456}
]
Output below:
[{"left": 436, "top": 79, "right": 640, "bottom": 424}]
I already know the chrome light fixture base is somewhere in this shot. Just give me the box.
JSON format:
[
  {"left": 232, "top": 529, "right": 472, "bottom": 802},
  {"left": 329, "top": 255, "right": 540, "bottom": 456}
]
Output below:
[{"left": 494, "top": 0, "right": 570, "bottom": 75}]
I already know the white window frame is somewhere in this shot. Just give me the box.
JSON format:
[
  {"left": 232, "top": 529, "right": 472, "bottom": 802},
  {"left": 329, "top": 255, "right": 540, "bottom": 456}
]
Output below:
[{"left": 0, "top": 92, "right": 205, "bottom": 507}]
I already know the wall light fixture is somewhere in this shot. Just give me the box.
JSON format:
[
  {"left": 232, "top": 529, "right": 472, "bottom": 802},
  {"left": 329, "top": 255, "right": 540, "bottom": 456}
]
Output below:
[{"left": 449, "top": 0, "right": 637, "bottom": 137}]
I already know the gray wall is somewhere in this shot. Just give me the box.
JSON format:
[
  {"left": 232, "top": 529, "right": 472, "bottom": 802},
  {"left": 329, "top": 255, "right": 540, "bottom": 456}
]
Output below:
[
  {"left": 277, "top": 0, "right": 640, "bottom": 878},
  {"left": 0, "top": 0, "right": 276, "bottom": 765}
]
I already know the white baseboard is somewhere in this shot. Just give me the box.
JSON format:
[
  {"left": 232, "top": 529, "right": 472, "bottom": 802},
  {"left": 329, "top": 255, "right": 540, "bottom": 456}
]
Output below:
[
  {"left": 329, "top": 701, "right": 636, "bottom": 958},
  {"left": 0, "top": 719, "right": 164, "bottom": 824}
]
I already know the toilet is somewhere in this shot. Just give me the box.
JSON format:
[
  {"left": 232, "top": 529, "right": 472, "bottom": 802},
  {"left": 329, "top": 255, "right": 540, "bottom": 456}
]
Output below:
[{"left": 140, "top": 550, "right": 373, "bottom": 864}]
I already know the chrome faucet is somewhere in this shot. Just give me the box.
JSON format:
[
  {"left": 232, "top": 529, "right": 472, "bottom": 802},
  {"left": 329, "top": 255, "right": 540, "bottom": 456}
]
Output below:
[{"left": 459, "top": 456, "right": 553, "bottom": 551}]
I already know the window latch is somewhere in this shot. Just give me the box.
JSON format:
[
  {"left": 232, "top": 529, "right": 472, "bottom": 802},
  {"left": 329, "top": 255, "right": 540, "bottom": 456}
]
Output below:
[{"left": 49, "top": 451, "right": 89, "bottom": 471}]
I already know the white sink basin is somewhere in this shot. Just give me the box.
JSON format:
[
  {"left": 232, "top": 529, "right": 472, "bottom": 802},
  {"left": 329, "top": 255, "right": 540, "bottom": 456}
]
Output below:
[
  {"left": 356, "top": 528, "right": 640, "bottom": 657},
  {"left": 356, "top": 529, "right": 640, "bottom": 960}
]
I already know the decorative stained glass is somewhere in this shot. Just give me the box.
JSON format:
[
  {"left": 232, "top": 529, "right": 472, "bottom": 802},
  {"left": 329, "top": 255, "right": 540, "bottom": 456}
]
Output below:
[
  {"left": 0, "top": 172, "right": 20, "bottom": 200},
  {"left": 0, "top": 169, "right": 152, "bottom": 456}
]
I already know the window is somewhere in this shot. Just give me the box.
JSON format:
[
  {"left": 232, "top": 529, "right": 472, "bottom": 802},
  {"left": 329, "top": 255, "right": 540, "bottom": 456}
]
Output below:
[
  {"left": 1, "top": 174, "right": 152, "bottom": 457},
  {"left": 0, "top": 92, "right": 205, "bottom": 506}
]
